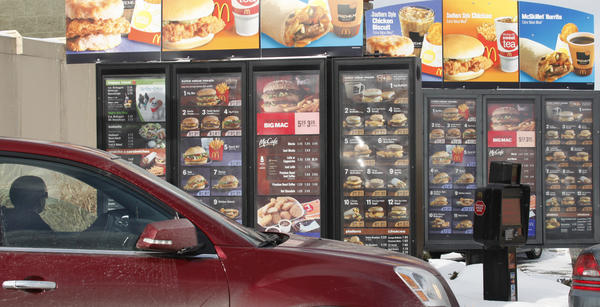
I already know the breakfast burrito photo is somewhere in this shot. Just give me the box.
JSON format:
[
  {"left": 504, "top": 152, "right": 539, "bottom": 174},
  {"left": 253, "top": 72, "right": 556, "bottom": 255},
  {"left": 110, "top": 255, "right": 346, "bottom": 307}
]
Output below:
[
  {"left": 520, "top": 38, "right": 573, "bottom": 82},
  {"left": 261, "top": 0, "right": 332, "bottom": 47}
]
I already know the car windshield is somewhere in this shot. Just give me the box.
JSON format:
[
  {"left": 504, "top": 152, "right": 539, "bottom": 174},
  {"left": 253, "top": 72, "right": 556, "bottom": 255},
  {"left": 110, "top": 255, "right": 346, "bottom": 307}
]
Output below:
[{"left": 114, "top": 158, "right": 268, "bottom": 246}]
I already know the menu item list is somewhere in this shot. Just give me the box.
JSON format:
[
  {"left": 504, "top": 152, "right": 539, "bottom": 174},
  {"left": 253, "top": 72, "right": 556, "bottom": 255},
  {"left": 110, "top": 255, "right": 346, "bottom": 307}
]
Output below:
[
  {"left": 487, "top": 102, "right": 537, "bottom": 239},
  {"left": 104, "top": 76, "right": 167, "bottom": 179},
  {"left": 255, "top": 72, "right": 321, "bottom": 236},
  {"left": 340, "top": 70, "right": 411, "bottom": 254},
  {"left": 543, "top": 100, "right": 593, "bottom": 240},
  {"left": 178, "top": 74, "right": 243, "bottom": 222},
  {"left": 427, "top": 99, "right": 477, "bottom": 240}
]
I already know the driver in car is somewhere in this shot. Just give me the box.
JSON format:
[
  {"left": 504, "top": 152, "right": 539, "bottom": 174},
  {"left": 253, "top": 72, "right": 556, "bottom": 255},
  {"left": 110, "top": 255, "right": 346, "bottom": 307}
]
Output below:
[{"left": 3, "top": 176, "right": 52, "bottom": 232}]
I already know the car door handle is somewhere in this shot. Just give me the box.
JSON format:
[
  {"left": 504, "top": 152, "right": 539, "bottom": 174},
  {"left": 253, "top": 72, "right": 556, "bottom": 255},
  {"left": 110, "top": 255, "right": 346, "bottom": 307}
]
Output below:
[{"left": 2, "top": 280, "right": 57, "bottom": 291}]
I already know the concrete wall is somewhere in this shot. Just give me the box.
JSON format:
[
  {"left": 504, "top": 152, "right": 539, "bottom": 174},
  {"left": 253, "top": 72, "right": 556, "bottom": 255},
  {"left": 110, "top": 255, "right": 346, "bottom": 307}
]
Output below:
[
  {"left": 0, "top": 32, "right": 97, "bottom": 147},
  {"left": 0, "top": 0, "right": 65, "bottom": 38}
]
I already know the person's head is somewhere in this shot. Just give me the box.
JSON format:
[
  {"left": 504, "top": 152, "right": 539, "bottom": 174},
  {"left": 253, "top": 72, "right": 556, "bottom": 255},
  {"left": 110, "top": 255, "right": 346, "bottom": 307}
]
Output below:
[{"left": 9, "top": 176, "right": 48, "bottom": 213}]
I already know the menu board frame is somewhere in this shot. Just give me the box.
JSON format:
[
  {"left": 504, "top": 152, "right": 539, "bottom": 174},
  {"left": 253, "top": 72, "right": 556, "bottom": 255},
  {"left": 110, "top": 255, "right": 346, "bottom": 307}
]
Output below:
[
  {"left": 172, "top": 62, "right": 248, "bottom": 224},
  {"left": 249, "top": 58, "right": 329, "bottom": 237},
  {"left": 332, "top": 57, "right": 419, "bottom": 255},
  {"left": 96, "top": 63, "right": 172, "bottom": 182},
  {"left": 541, "top": 92, "right": 600, "bottom": 246}
]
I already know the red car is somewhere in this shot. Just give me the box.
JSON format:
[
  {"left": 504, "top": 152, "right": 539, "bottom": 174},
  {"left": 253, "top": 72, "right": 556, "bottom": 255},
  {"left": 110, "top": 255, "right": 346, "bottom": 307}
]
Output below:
[{"left": 0, "top": 137, "right": 458, "bottom": 306}]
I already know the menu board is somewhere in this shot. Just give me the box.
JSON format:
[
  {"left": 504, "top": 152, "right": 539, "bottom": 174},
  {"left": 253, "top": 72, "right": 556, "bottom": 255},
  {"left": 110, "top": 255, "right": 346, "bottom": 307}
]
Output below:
[
  {"left": 103, "top": 76, "right": 167, "bottom": 179},
  {"left": 339, "top": 70, "right": 411, "bottom": 253},
  {"left": 543, "top": 100, "right": 593, "bottom": 240},
  {"left": 255, "top": 72, "right": 321, "bottom": 236},
  {"left": 487, "top": 102, "right": 537, "bottom": 238},
  {"left": 177, "top": 73, "right": 243, "bottom": 223},
  {"left": 427, "top": 99, "right": 477, "bottom": 240}
]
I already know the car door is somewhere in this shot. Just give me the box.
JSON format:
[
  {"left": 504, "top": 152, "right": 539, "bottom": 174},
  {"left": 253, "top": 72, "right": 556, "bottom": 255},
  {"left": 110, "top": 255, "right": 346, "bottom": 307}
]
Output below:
[{"left": 0, "top": 156, "right": 229, "bottom": 306}]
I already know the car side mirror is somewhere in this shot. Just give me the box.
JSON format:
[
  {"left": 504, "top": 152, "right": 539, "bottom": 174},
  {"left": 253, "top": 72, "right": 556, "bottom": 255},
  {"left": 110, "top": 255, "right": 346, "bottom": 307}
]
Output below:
[{"left": 136, "top": 219, "right": 198, "bottom": 253}]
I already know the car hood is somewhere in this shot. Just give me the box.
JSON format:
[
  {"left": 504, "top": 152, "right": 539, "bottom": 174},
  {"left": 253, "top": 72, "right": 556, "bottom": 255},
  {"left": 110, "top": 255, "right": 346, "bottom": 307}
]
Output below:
[{"left": 277, "top": 234, "right": 433, "bottom": 271}]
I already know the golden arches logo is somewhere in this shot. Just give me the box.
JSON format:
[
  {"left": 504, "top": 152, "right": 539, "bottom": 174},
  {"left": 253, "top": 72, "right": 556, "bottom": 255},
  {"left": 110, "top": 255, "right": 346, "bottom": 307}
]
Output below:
[
  {"left": 152, "top": 33, "right": 161, "bottom": 45},
  {"left": 436, "top": 68, "right": 443, "bottom": 76},
  {"left": 485, "top": 46, "right": 498, "bottom": 62},
  {"left": 214, "top": 2, "right": 231, "bottom": 22}
]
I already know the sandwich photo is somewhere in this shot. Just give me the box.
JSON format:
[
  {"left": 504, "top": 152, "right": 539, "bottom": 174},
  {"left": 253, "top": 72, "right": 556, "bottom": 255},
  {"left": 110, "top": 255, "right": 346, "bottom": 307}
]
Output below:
[
  {"left": 162, "top": 0, "right": 226, "bottom": 50},
  {"left": 222, "top": 115, "right": 241, "bottom": 130},
  {"left": 546, "top": 218, "right": 560, "bottom": 229},
  {"left": 344, "top": 208, "right": 363, "bottom": 221},
  {"left": 365, "top": 114, "right": 385, "bottom": 127},
  {"left": 546, "top": 173, "right": 560, "bottom": 184},
  {"left": 219, "top": 208, "right": 239, "bottom": 219},
  {"left": 353, "top": 144, "right": 372, "bottom": 158},
  {"left": 343, "top": 176, "right": 363, "bottom": 189},
  {"left": 362, "top": 88, "right": 383, "bottom": 103},
  {"left": 551, "top": 151, "right": 567, "bottom": 161},
  {"left": 443, "top": 34, "right": 493, "bottom": 81},
  {"left": 562, "top": 196, "right": 575, "bottom": 205},
  {"left": 569, "top": 151, "right": 589, "bottom": 162},
  {"left": 578, "top": 176, "right": 592, "bottom": 184},
  {"left": 366, "top": 206, "right": 385, "bottom": 219},
  {"left": 432, "top": 172, "right": 450, "bottom": 184},
  {"left": 201, "top": 115, "right": 221, "bottom": 130},
  {"left": 455, "top": 220, "right": 473, "bottom": 229},
  {"left": 578, "top": 129, "right": 592, "bottom": 139},
  {"left": 430, "top": 128, "right": 445, "bottom": 139},
  {"left": 456, "top": 198, "right": 474, "bottom": 207},
  {"left": 377, "top": 144, "right": 404, "bottom": 158},
  {"left": 214, "top": 175, "right": 239, "bottom": 189},
  {"left": 432, "top": 217, "right": 450, "bottom": 228},
  {"left": 382, "top": 91, "right": 396, "bottom": 101},
  {"left": 183, "top": 174, "right": 208, "bottom": 191},
  {"left": 366, "top": 35, "right": 415, "bottom": 57},
  {"left": 462, "top": 128, "right": 476, "bottom": 139},
  {"left": 261, "top": 0, "right": 332, "bottom": 48},
  {"left": 181, "top": 117, "right": 199, "bottom": 130},
  {"left": 183, "top": 146, "right": 209, "bottom": 165},
  {"left": 388, "top": 178, "right": 407, "bottom": 189},
  {"left": 455, "top": 173, "right": 475, "bottom": 184},
  {"left": 344, "top": 236, "right": 364, "bottom": 245},
  {"left": 261, "top": 80, "right": 301, "bottom": 113},
  {"left": 546, "top": 130, "right": 559, "bottom": 139},
  {"left": 579, "top": 196, "right": 592, "bottom": 204},
  {"left": 389, "top": 206, "right": 408, "bottom": 219},
  {"left": 431, "top": 151, "right": 451, "bottom": 165},
  {"left": 561, "top": 176, "right": 576, "bottom": 185},
  {"left": 546, "top": 197, "right": 560, "bottom": 207},
  {"left": 490, "top": 106, "right": 520, "bottom": 131},
  {"left": 389, "top": 113, "right": 408, "bottom": 127},
  {"left": 344, "top": 115, "right": 362, "bottom": 128},
  {"left": 558, "top": 111, "right": 575, "bottom": 122},
  {"left": 446, "top": 128, "right": 461, "bottom": 139},
  {"left": 430, "top": 196, "right": 448, "bottom": 206},
  {"left": 196, "top": 88, "right": 220, "bottom": 106},
  {"left": 365, "top": 178, "right": 385, "bottom": 189},
  {"left": 442, "top": 107, "right": 462, "bottom": 121},
  {"left": 66, "top": 0, "right": 131, "bottom": 51},
  {"left": 520, "top": 38, "right": 572, "bottom": 82}
]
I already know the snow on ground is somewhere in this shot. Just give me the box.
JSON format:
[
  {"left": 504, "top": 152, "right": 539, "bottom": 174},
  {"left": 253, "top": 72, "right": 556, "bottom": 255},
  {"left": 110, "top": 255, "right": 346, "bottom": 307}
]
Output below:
[{"left": 429, "top": 248, "right": 573, "bottom": 306}]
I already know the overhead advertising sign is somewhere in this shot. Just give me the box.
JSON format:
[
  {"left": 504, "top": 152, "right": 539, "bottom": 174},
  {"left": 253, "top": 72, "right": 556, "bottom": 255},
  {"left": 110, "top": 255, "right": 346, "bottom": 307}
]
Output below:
[
  {"left": 365, "top": 1, "right": 443, "bottom": 83},
  {"left": 443, "top": 0, "right": 519, "bottom": 83},
  {"left": 259, "top": 0, "right": 364, "bottom": 56},
  {"left": 519, "top": 2, "right": 594, "bottom": 87},
  {"left": 161, "top": 0, "right": 260, "bottom": 60},
  {"left": 66, "top": 0, "right": 161, "bottom": 63}
]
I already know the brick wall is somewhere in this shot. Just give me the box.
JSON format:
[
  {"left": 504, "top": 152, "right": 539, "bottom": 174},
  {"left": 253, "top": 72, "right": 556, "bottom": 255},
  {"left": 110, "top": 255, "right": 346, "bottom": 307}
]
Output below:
[{"left": 0, "top": 0, "right": 64, "bottom": 38}]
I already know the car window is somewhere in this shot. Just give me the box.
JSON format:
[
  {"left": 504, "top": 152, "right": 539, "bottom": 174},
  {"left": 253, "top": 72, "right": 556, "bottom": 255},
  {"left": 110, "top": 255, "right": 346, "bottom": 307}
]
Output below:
[{"left": 0, "top": 157, "right": 175, "bottom": 251}]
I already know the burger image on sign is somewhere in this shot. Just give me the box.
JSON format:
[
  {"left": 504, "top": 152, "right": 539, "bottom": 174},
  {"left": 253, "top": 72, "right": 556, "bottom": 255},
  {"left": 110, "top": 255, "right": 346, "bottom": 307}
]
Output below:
[
  {"left": 261, "top": 80, "right": 301, "bottom": 113},
  {"left": 443, "top": 34, "right": 493, "bottom": 81},
  {"left": 162, "top": 0, "right": 226, "bottom": 50}
]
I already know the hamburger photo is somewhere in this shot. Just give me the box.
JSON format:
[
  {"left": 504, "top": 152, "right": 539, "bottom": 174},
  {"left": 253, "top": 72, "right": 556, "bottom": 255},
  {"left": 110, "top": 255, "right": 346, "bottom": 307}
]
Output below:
[
  {"left": 382, "top": 91, "right": 396, "bottom": 101},
  {"left": 196, "top": 88, "right": 220, "bottom": 106},
  {"left": 214, "top": 175, "right": 239, "bottom": 189},
  {"left": 446, "top": 128, "right": 461, "bottom": 139},
  {"left": 362, "top": 88, "right": 383, "bottom": 103},
  {"left": 490, "top": 106, "right": 520, "bottom": 131},
  {"left": 345, "top": 115, "right": 362, "bottom": 128},
  {"left": 546, "top": 130, "right": 559, "bottom": 139},
  {"left": 183, "top": 146, "right": 209, "bottom": 165},
  {"left": 365, "top": 114, "right": 385, "bottom": 127},
  {"left": 578, "top": 129, "right": 592, "bottom": 139},
  {"left": 344, "top": 176, "right": 363, "bottom": 189},
  {"left": 430, "top": 129, "right": 445, "bottom": 139},
  {"left": 222, "top": 115, "right": 241, "bottom": 130},
  {"left": 561, "top": 129, "right": 575, "bottom": 140},
  {"left": 183, "top": 175, "right": 208, "bottom": 191},
  {"left": 389, "top": 113, "right": 408, "bottom": 127},
  {"left": 456, "top": 173, "right": 475, "bottom": 184},
  {"left": 430, "top": 196, "right": 448, "bottom": 206},
  {"left": 261, "top": 80, "right": 301, "bottom": 113},
  {"left": 201, "top": 115, "right": 221, "bottom": 130},
  {"left": 366, "top": 206, "right": 385, "bottom": 218},
  {"left": 431, "top": 151, "right": 451, "bottom": 165},
  {"left": 443, "top": 34, "right": 493, "bottom": 81},
  {"left": 162, "top": 0, "right": 226, "bottom": 50},
  {"left": 546, "top": 173, "right": 559, "bottom": 184},
  {"left": 365, "top": 178, "right": 385, "bottom": 189},
  {"left": 389, "top": 206, "right": 407, "bottom": 219},
  {"left": 181, "top": 117, "right": 199, "bottom": 130},
  {"left": 66, "top": 0, "right": 131, "bottom": 51},
  {"left": 462, "top": 128, "right": 476, "bottom": 139},
  {"left": 558, "top": 111, "right": 574, "bottom": 122},
  {"left": 354, "top": 143, "right": 372, "bottom": 158},
  {"left": 552, "top": 150, "right": 566, "bottom": 161},
  {"left": 432, "top": 172, "right": 450, "bottom": 184},
  {"left": 442, "top": 108, "right": 461, "bottom": 121}
]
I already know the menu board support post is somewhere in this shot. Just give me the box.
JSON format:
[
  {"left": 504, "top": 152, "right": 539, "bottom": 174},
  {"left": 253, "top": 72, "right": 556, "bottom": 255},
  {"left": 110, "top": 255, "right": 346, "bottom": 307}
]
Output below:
[
  {"left": 250, "top": 58, "right": 328, "bottom": 238},
  {"left": 333, "top": 57, "right": 419, "bottom": 255}
]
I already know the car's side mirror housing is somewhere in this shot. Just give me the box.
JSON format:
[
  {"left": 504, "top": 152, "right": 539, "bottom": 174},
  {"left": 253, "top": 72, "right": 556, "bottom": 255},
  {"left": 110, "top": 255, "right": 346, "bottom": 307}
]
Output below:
[{"left": 136, "top": 219, "right": 198, "bottom": 253}]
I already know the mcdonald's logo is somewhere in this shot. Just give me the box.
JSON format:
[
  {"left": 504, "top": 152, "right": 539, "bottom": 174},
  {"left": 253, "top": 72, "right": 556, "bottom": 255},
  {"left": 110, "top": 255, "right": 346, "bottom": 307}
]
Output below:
[
  {"left": 214, "top": 2, "right": 231, "bottom": 22},
  {"left": 153, "top": 33, "right": 161, "bottom": 45},
  {"left": 436, "top": 68, "right": 443, "bottom": 77},
  {"left": 485, "top": 46, "right": 498, "bottom": 62}
]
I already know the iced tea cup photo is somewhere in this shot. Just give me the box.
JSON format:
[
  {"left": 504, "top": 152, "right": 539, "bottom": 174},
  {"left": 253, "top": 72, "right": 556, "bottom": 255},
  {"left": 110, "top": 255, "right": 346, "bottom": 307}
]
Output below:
[
  {"left": 567, "top": 32, "right": 595, "bottom": 76},
  {"left": 452, "top": 146, "right": 465, "bottom": 163},
  {"left": 494, "top": 16, "right": 519, "bottom": 72}
]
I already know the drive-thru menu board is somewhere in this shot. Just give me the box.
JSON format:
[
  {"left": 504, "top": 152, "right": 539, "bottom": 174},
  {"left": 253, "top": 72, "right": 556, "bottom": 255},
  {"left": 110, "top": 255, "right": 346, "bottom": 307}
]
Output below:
[
  {"left": 255, "top": 72, "right": 321, "bottom": 236},
  {"left": 487, "top": 102, "right": 537, "bottom": 238},
  {"left": 543, "top": 100, "right": 593, "bottom": 240},
  {"left": 177, "top": 73, "right": 243, "bottom": 222},
  {"left": 103, "top": 76, "right": 167, "bottom": 179},
  {"left": 339, "top": 70, "right": 411, "bottom": 253},
  {"left": 427, "top": 99, "right": 477, "bottom": 240}
]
